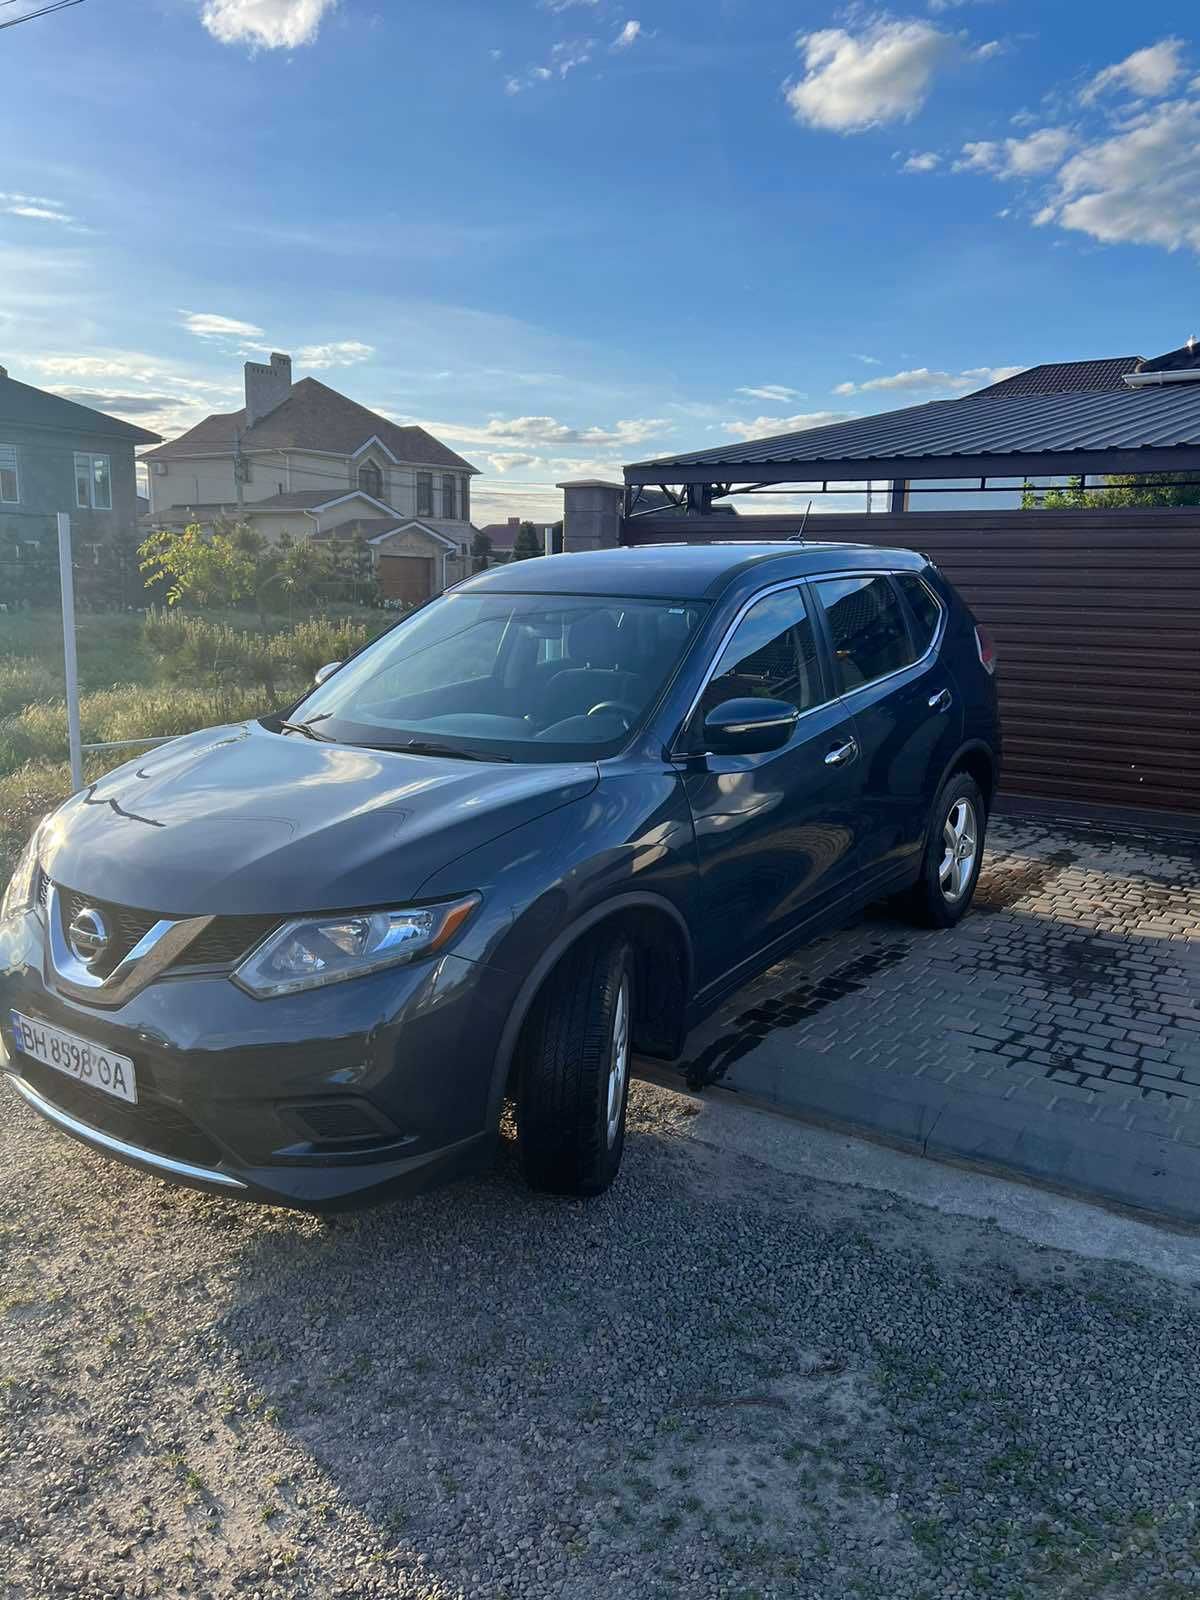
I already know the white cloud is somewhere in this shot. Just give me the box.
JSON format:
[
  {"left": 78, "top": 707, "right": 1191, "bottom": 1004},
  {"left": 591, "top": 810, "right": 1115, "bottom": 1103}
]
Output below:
[
  {"left": 181, "top": 310, "right": 265, "bottom": 339},
  {"left": 0, "top": 192, "right": 76, "bottom": 225},
  {"left": 1081, "top": 39, "right": 1186, "bottom": 103},
  {"left": 902, "top": 150, "right": 941, "bottom": 172},
  {"left": 506, "top": 36, "right": 594, "bottom": 92},
  {"left": 612, "top": 20, "right": 640, "bottom": 50},
  {"left": 487, "top": 452, "right": 542, "bottom": 472},
  {"left": 723, "top": 411, "right": 851, "bottom": 441},
  {"left": 784, "top": 19, "right": 962, "bottom": 133},
  {"left": 956, "top": 127, "right": 1074, "bottom": 178},
  {"left": 401, "top": 414, "right": 669, "bottom": 451},
  {"left": 1039, "top": 99, "right": 1200, "bottom": 252},
  {"left": 835, "top": 364, "right": 1025, "bottom": 396},
  {"left": 737, "top": 384, "right": 802, "bottom": 402},
  {"left": 540, "top": 0, "right": 599, "bottom": 9},
  {"left": 294, "top": 340, "right": 374, "bottom": 368},
  {"left": 200, "top": 0, "right": 337, "bottom": 50},
  {"left": 851, "top": 352, "right": 882, "bottom": 365}
]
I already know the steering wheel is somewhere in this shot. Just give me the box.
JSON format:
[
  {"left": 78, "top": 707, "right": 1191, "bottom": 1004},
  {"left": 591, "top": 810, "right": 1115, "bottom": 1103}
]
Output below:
[{"left": 586, "top": 700, "right": 639, "bottom": 730}]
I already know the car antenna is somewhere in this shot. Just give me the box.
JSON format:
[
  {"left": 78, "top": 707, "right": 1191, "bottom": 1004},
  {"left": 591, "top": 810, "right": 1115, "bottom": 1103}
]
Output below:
[{"left": 789, "top": 500, "right": 813, "bottom": 543}]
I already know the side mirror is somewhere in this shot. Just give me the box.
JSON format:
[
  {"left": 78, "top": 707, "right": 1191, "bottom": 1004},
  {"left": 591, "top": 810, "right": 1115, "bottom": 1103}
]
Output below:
[
  {"left": 702, "top": 697, "right": 799, "bottom": 756},
  {"left": 314, "top": 660, "right": 342, "bottom": 687}
]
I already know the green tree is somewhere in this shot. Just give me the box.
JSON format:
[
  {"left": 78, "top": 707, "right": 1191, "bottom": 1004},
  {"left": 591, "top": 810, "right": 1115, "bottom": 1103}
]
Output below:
[
  {"left": 1023, "top": 472, "right": 1200, "bottom": 510},
  {"left": 470, "top": 528, "right": 493, "bottom": 573},
  {"left": 138, "top": 523, "right": 259, "bottom": 608},
  {"left": 257, "top": 537, "right": 333, "bottom": 618},
  {"left": 511, "top": 521, "right": 543, "bottom": 560}
]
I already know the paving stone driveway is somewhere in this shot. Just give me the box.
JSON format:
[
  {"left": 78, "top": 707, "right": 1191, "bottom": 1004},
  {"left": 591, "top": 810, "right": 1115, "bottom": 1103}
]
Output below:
[{"left": 667, "top": 809, "right": 1200, "bottom": 1218}]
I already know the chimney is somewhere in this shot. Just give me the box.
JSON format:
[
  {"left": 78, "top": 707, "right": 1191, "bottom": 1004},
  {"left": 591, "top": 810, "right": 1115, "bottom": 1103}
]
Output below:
[{"left": 244, "top": 352, "right": 292, "bottom": 426}]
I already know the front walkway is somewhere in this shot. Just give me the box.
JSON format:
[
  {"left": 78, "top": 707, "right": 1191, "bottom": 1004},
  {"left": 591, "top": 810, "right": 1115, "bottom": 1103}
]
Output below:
[{"left": 668, "top": 811, "right": 1200, "bottom": 1220}]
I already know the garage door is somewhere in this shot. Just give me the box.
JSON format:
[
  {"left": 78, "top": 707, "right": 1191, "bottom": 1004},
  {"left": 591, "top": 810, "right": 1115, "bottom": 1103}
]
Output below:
[{"left": 378, "top": 556, "right": 434, "bottom": 605}]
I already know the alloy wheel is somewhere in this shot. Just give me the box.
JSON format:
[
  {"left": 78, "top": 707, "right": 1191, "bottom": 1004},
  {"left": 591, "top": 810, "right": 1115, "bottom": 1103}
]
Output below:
[{"left": 939, "top": 797, "right": 978, "bottom": 903}]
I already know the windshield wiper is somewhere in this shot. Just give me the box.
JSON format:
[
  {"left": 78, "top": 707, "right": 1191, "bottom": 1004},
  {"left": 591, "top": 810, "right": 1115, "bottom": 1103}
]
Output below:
[
  {"left": 278, "top": 717, "right": 332, "bottom": 742},
  {"left": 385, "top": 740, "right": 514, "bottom": 763}
]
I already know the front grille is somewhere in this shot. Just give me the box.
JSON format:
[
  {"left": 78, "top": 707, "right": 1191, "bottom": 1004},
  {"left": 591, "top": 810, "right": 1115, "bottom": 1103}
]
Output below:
[
  {"left": 47, "top": 880, "right": 279, "bottom": 976},
  {"left": 14, "top": 1057, "right": 223, "bottom": 1169},
  {"left": 57, "top": 887, "right": 158, "bottom": 977},
  {"left": 170, "top": 915, "right": 279, "bottom": 969}
]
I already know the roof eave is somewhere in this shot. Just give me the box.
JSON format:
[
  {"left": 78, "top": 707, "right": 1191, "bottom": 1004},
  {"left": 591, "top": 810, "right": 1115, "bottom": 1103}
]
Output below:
[{"left": 624, "top": 443, "right": 1200, "bottom": 487}]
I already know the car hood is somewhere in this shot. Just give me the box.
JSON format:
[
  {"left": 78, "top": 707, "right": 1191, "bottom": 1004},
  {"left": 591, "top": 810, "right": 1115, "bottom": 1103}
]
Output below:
[{"left": 40, "top": 722, "right": 599, "bottom": 916}]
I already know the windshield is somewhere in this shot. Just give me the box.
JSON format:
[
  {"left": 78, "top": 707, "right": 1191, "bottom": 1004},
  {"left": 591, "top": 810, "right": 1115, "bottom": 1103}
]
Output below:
[{"left": 282, "top": 591, "right": 709, "bottom": 762}]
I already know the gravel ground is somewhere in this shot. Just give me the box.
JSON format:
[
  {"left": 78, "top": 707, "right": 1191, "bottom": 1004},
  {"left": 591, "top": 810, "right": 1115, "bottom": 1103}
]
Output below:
[{"left": 3, "top": 1079, "right": 1200, "bottom": 1600}]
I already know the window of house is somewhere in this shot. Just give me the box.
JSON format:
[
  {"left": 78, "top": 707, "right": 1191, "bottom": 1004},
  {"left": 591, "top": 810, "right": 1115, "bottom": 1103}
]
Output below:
[
  {"left": 698, "top": 588, "right": 823, "bottom": 724},
  {"left": 814, "top": 574, "right": 913, "bottom": 693},
  {"left": 460, "top": 475, "right": 470, "bottom": 522},
  {"left": 74, "top": 452, "right": 112, "bottom": 511},
  {"left": 442, "top": 474, "right": 457, "bottom": 520},
  {"left": 894, "top": 572, "right": 943, "bottom": 653},
  {"left": 358, "top": 461, "right": 383, "bottom": 499},
  {"left": 0, "top": 445, "right": 18, "bottom": 504},
  {"left": 416, "top": 471, "right": 433, "bottom": 517}
]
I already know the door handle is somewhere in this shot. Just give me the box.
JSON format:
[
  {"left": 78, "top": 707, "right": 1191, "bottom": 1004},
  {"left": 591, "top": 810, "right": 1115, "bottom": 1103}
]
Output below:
[
  {"left": 928, "top": 688, "right": 952, "bottom": 713},
  {"left": 824, "top": 738, "right": 858, "bottom": 767}
]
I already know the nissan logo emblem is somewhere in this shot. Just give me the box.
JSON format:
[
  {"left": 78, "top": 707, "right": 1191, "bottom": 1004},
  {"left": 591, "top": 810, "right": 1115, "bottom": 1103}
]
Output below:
[{"left": 68, "top": 907, "right": 110, "bottom": 968}]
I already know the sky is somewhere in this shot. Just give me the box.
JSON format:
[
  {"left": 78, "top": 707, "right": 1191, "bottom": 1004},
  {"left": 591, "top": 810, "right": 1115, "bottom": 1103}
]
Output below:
[{"left": 2, "top": 0, "right": 1200, "bottom": 524}]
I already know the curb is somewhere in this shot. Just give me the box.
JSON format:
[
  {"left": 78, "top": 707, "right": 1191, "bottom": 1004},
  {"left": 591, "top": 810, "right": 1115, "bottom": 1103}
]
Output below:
[{"left": 637, "top": 1057, "right": 1200, "bottom": 1226}]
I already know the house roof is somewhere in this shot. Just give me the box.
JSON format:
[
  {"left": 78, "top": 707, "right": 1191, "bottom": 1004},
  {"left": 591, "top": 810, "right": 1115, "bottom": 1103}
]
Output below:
[
  {"left": 311, "top": 517, "right": 402, "bottom": 542},
  {"left": 141, "top": 376, "right": 477, "bottom": 473},
  {"left": 0, "top": 370, "right": 161, "bottom": 445},
  {"left": 368, "top": 518, "right": 466, "bottom": 550},
  {"left": 626, "top": 384, "right": 1200, "bottom": 486},
  {"left": 971, "top": 357, "right": 1142, "bottom": 398},
  {"left": 1135, "top": 339, "right": 1200, "bottom": 376},
  {"left": 475, "top": 518, "right": 558, "bottom": 546}
]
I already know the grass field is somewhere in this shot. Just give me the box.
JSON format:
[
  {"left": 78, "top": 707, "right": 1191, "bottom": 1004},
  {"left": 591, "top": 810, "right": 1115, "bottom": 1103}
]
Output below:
[{"left": 0, "top": 605, "right": 390, "bottom": 877}]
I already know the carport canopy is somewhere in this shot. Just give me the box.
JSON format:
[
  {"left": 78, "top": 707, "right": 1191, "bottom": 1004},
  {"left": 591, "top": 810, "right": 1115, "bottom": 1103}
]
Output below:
[{"left": 624, "top": 383, "right": 1200, "bottom": 502}]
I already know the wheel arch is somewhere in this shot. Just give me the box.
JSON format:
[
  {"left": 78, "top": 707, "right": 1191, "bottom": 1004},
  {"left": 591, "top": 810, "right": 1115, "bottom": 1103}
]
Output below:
[
  {"left": 486, "top": 893, "right": 695, "bottom": 1128},
  {"left": 937, "top": 739, "right": 997, "bottom": 812}
]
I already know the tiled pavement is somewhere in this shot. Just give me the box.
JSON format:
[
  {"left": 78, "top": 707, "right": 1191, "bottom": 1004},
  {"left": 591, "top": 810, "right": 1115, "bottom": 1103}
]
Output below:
[{"left": 666, "top": 810, "right": 1200, "bottom": 1219}]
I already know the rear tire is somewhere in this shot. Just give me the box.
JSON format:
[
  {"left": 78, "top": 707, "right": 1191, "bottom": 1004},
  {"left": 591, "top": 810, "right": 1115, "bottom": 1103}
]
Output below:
[
  {"left": 516, "top": 933, "right": 634, "bottom": 1197},
  {"left": 900, "top": 771, "right": 986, "bottom": 928}
]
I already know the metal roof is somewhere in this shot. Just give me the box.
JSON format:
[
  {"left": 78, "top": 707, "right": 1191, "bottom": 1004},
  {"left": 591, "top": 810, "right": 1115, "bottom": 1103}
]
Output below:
[{"left": 626, "top": 383, "right": 1200, "bottom": 486}]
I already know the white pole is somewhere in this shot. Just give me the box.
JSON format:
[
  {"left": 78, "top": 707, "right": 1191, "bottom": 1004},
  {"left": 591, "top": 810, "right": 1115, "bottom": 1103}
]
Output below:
[
  {"left": 544, "top": 524, "right": 553, "bottom": 557},
  {"left": 57, "top": 512, "right": 83, "bottom": 793}
]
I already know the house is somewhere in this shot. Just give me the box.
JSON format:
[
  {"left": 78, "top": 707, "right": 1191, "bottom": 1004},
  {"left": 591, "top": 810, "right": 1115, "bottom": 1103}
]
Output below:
[
  {"left": 474, "top": 515, "right": 560, "bottom": 561},
  {"left": 0, "top": 364, "right": 161, "bottom": 552},
  {"left": 141, "top": 352, "right": 480, "bottom": 603}
]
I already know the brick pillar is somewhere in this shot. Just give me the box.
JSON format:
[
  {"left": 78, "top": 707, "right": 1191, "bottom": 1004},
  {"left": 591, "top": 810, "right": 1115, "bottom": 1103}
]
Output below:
[{"left": 557, "top": 480, "right": 623, "bottom": 552}]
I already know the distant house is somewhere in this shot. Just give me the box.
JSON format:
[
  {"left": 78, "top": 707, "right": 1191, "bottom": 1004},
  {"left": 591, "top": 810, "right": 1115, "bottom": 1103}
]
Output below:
[
  {"left": 142, "top": 352, "right": 480, "bottom": 604},
  {"left": 475, "top": 515, "right": 560, "bottom": 561},
  {"left": 0, "top": 364, "right": 160, "bottom": 551}
]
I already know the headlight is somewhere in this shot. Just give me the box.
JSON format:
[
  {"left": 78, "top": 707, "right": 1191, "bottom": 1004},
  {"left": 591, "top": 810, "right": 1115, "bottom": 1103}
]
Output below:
[
  {"left": 232, "top": 894, "right": 480, "bottom": 998},
  {"left": 0, "top": 823, "right": 43, "bottom": 924}
]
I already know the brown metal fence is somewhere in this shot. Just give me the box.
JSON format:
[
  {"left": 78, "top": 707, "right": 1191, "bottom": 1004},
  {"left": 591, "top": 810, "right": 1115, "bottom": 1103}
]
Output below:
[{"left": 620, "top": 507, "right": 1200, "bottom": 817}]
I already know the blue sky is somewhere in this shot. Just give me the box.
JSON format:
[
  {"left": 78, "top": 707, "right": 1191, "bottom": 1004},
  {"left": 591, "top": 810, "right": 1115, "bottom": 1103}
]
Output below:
[{"left": 2, "top": 0, "right": 1199, "bottom": 521}]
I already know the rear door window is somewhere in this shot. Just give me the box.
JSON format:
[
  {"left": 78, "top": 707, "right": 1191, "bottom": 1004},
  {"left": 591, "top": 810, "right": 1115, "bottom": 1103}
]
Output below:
[
  {"left": 814, "top": 574, "right": 914, "bottom": 693},
  {"left": 894, "top": 572, "right": 944, "bottom": 654}
]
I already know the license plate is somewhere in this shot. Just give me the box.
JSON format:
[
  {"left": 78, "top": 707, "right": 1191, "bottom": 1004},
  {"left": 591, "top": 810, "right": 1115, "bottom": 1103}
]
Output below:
[{"left": 9, "top": 1010, "right": 137, "bottom": 1105}]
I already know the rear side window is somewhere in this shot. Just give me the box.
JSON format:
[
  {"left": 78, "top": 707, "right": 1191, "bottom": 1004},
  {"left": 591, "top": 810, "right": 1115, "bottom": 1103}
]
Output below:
[
  {"left": 895, "top": 573, "right": 944, "bottom": 653},
  {"left": 699, "top": 588, "right": 823, "bottom": 721},
  {"left": 814, "top": 574, "right": 913, "bottom": 693}
]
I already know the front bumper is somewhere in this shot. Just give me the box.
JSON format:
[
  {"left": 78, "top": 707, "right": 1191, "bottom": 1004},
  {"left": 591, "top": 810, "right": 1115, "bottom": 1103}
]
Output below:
[{"left": 0, "top": 909, "right": 518, "bottom": 1210}]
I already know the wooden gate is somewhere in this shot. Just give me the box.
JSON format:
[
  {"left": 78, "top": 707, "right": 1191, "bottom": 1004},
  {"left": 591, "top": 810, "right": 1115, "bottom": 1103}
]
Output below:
[{"left": 620, "top": 507, "right": 1200, "bottom": 816}]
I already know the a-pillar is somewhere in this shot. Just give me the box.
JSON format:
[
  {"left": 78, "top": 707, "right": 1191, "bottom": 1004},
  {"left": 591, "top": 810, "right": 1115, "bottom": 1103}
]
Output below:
[{"left": 557, "top": 480, "right": 623, "bottom": 552}]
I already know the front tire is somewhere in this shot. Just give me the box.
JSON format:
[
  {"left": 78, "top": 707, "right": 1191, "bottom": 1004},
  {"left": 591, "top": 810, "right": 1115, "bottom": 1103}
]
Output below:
[
  {"left": 902, "top": 772, "right": 986, "bottom": 928},
  {"left": 516, "top": 933, "right": 634, "bottom": 1196}
]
